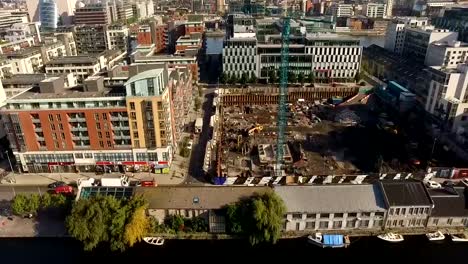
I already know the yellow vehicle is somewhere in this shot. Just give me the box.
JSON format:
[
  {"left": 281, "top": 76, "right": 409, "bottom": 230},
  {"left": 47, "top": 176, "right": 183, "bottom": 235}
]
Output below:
[{"left": 248, "top": 125, "right": 264, "bottom": 136}]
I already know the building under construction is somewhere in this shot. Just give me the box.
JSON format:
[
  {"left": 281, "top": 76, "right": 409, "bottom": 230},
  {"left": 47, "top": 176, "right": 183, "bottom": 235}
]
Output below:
[{"left": 212, "top": 84, "right": 369, "bottom": 181}]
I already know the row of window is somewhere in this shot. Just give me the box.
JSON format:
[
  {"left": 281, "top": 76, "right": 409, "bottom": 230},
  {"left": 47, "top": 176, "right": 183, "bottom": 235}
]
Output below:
[
  {"left": 292, "top": 219, "right": 383, "bottom": 230},
  {"left": 8, "top": 100, "right": 126, "bottom": 110},
  {"left": 388, "top": 207, "right": 429, "bottom": 216},
  {"left": 291, "top": 212, "right": 384, "bottom": 219}
]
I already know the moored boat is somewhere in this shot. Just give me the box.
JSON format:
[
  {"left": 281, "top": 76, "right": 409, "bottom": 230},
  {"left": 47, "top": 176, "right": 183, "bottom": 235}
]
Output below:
[
  {"left": 307, "top": 233, "right": 350, "bottom": 248},
  {"left": 377, "top": 233, "right": 404, "bottom": 243},
  {"left": 143, "top": 237, "right": 165, "bottom": 246},
  {"left": 426, "top": 231, "right": 445, "bottom": 241},
  {"left": 451, "top": 234, "right": 468, "bottom": 242}
]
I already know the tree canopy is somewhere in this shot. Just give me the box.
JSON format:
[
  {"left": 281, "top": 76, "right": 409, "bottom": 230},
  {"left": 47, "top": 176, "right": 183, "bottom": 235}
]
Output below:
[
  {"left": 66, "top": 195, "right": 149, "bottom": 251},
  {"left": 226, "top": 190, "right": 286, "bottom": 245}
]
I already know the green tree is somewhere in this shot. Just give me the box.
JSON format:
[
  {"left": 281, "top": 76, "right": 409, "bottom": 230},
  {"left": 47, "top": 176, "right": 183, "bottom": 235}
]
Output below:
[
  {"left": 355, "top": 71, "right": 362, "bottom": 83},
  {"left": 40, "top": 193, "right": 52, "bottom": 209},
  {"left": 289, "top": 72, "right": 297, "bottom": 84},
  {"left": 249, "top": 74, "right": 257, "bottom": 84},
  {"left": 219, "top": 72, "right": 227, "bottom": 84},
  {"left": 298, "top": 72, "right": 305, "bottom": 85},
  {"left": 307, "top": 72, "right": 315, "bottom": 83},
  {"left": 124, "top": 205, "right": 149, "bottom": 247},
  {"left": 229, "top": 73, "right": 238, "bottom": 84},
  {"left": 165, "top": 215, "right": 185, "bottom": 232},
  {"left": 11, "top": 194, "right": 29, "bottom": 215},
  {"left": 50, "top": 194, "right": 67, "bottom": 208},
  {"left": 66, "top": 195, "right": 149, "bottom": 252},
  {"left": 225, "top": 191, "right": 286, "bottom": 246},
  {"left": 240, "top": 72, "right": 248, "bottom": 85}
]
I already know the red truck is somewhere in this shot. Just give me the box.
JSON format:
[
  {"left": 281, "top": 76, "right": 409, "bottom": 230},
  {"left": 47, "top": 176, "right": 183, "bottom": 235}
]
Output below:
[{"left": 54, "top": 185, "right": 73, "bottom": 194}]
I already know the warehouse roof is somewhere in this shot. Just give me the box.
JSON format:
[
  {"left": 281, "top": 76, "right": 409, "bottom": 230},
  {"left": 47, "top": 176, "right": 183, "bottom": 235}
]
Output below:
[
  {"left": 274, "top": 184, "right": 386, "bottom": 213},
  {"left": 134, "top": 186, "right": 270, "bottom": 210},
  {"left": 380, "top": 181, "right": 433, "bottom": 207},
  {"left": 429, "top": 187, "right": 468, "bottom": 217}
]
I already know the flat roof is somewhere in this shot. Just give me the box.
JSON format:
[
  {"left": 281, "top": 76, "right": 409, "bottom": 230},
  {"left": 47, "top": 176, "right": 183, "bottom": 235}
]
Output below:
[
  {"left": 8, "top": 86, "right": 125, "bottom": 101},
  {"left": 380, "top": 181, "right": 433, "bottom": 207},
  {"left": 125, "top": 68, "right": 164, "bottom": 85},
  {"left": 1, "top": 74, "right": 62, "bottom": 85},
  {"left": 134, "top": 186, "right": 270, "bottom": 210},
  {"left": 45, "top": 56, "right": 99, "bottom": 65},
  {"left": 275, "top": 184, "right": 387, "bottom": 213},
  {"left": 430, "top": 187, "right": 468, "bottom": 217}
]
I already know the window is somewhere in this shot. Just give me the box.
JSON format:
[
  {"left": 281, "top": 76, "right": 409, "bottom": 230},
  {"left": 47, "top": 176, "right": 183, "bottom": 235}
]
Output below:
[
  {"left": 433, "top": 219, "right": 439, "bottom": 225},
  {"left": 334, "top": 213, "right": 344, "bottom": 218},
  {"left": 359, "top": 220, "right": 370, "bottom": 228},
  {"left": 373, "top": 220, "right": 383, "bottom": 227},
  {"left": 296, "top": 223, "right": 301, "bottom": 231},
  {"left": 361, "top": 212, "right": 371, "bottom": 217},
  {"left": 393, "top": 220, "right": 398, "bottom": 226},
  {"left": 48, "top": 114, "right": 54, "bottom": 121},
  {"left": 320, "top": 213, "right": 330, "bottom": 219},
  {"left": 424, "top": 208, "right": 429, "bottom": 214},
  {"left": 395, "top": 208, "right": 400, "bottom": 215},
  {"left": 306, "top": 214, "right": 316, "bottom": 219},
  {"left": 96, "top": 123, "right": 101, "bottom": 129},
  {"left": 346, "top": 220, "right": 356, "bottom": 228},
  {"left": 98, "top": 132, "right": 102, "bottom": 138},
  {"left": 447, "top": 218, "right": 453, "bottom": 225},
  {"left": 133, "top": 132, "right": 139, "bottom": 138},
  {"left": 292, "top": 213, "right": 302, "bottom": 219},
  {"left": 131, "top": 83, "right": 136, "bottom": 95},
  {"left": 50, "top": 124, "right": 56, "bottom": 130},
  {"left": 306, "top": 222, "right": 315, "bottom": 229},
  {"left": 401, "top": 208, "right": 406, "bottom": 215},
  {"left": 102, "top": 113, "right": 108, "bottom": 120},
  {"left": 94, "top": 113, "right": 100, "bottom": 121},
  {"left": 99, "top": 141, "right": 104, "bottom": 148},
  {"left": 130, "top": 112, "right": 136, "bottom": 119},
  {"left": 333, "top": 221, "right": 342, "bottom": 229},
  {"left": 61, "top": 133, "right": 65, "bottom": 139},
  {"left": 418, "top": 208, "right": 424, "bottom": 214},
  {"left": 74, "top": 153, "right": 84, "bottom": 159},
  {"left": 105, "top": 131, "right": 110, "bottom": 138},
  {"left": 107, "top": 141, "right": 112, "bottom": 147},
  {"left": 409, "top": 208, "right": 413, "bottom": 215},
  {"left": 56, "top": 114, "right": 61, "bottom": 121},
  {"left": 130, "top": 102, "right": 135, "bottom": 110},
  {"left": 389, "top": 209, "right": 394, "bottom": 215},
  {"left": 319, "top": 221, "right": 328, "bottom": 229},
  {"left": 347, "top": 213, "right": 357, "bottom": 217},
  {"left": 84, "top": 153, "right": 93, "bottom": 159},
  {"left": 59, "top": 124, "right": 63, "bottom": 130}
]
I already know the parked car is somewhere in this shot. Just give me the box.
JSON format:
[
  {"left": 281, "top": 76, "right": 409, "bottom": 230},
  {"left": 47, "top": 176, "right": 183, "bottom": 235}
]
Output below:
[
  {"left": 48, "top": 181, "right": 66, "bottom": 188},
  {"left": 424, "top": 180, "right": 442, "bottom": 189},
  {"left": 54, "top": 185, "right": 73, "bottom": 194}
]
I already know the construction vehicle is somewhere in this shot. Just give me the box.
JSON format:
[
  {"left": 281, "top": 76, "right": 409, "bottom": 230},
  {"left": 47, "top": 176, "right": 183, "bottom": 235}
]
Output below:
[{"left": 248, "top": 125, "right": 264, "bottom": 136}]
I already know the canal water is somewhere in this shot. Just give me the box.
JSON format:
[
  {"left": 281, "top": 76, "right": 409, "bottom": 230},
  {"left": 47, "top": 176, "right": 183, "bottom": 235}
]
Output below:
[{"left": 1, "top": 236, "right": 466, "bottom": 263}]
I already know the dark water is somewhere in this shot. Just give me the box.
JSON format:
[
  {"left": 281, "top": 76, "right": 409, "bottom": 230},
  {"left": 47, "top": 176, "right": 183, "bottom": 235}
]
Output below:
[{"left": 1, "top": 236, "right": 467, "bottom": 263}]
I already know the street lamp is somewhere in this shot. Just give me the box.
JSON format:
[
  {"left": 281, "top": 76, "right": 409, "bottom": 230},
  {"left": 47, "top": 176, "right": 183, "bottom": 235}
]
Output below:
[{"left": 4, "top": 150, "right": 13, "bottom": 172}]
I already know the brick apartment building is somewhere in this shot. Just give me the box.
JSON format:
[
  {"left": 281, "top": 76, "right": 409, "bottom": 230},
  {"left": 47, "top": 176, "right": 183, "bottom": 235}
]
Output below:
[{"left": 1, "top": 64, "right": 193, "bottom": 174}]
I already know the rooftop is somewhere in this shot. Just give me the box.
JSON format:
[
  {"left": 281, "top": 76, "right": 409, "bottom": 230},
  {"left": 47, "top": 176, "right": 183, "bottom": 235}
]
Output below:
[
  {"left": 380, "top": 181, "right": 433, "bottom": 207},
  {"left": 134, "top": 186, "right": 270, "bottom": 210},
  {"left": 429, "top": 187, "right": 468, "bottom": 217},
  {"left": 275, "top": 184, "right": 386, "bottom": 213},
  {"left": 125, "top": 68, "right": 164, "bottom": 85},
  {"left": 8, "top": 86, "right": 125, "bottom": 101},
  {"left": 45, "top": 55, "right": 99, "bottom": 65},
  {"left": 1, "top": 73, "right": 63, "bottom": 86}
]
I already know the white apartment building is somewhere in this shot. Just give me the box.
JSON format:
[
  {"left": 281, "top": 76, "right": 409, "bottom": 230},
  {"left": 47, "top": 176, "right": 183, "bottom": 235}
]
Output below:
[
  {"left": 366, "top": 3, "right": 387, "bottom": 18},
  {"left": 106, "top": 25, "right": 129, "bottom": 51},
  {"left": 425, "top": 41, "right": 468, "bottom": 68},
  {"left": 330, "top": 3, "right": 353, "bottom": 18},
  {"left": 7, "top": 48, "right": 43, "bottom": 74},
  {"left": 403, "top": 27, "right": 458, "bottom": 60},
  {"left": 4, "top": 22, "right": 41, "bottom": 43},
  {"left": 425, "top": 64, "right": 468, "bottom": 143},
  {"left": 222, "top": 37, "right": 257, "bottom": 78},
  {"left": 384, "top": 17, "right": 430, "bottom": 54},
  {"left": 386, "top": 0, "right": 394, "bottom": 17},
  {"left": 0, "top": 59, "right": 13, "bottom": 79},
  {"left": 45, "top": 56, "right": 102, "bottom": 83}
]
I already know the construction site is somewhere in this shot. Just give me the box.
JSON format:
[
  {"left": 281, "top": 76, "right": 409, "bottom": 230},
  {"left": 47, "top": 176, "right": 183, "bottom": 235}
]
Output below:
[{"left": 213, "top": 83, "right": 383, "bottom": 179}]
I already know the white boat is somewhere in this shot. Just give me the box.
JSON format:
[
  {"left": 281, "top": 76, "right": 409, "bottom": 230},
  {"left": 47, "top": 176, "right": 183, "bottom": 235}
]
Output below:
[
  {"left": 143, "top": 237, "right": 165, "bottom": 246},
  {"left": 426, "top": 231, "right": 445, "bottom": 241},
  {"left": 307, "top": 233, "right": 350, "bottom": 248},
  {"left": 377, "top": 233, "right": 404, "bottom": 243},
  {"left": 451, "top": 234, "right": 468, "bottom": 242}
]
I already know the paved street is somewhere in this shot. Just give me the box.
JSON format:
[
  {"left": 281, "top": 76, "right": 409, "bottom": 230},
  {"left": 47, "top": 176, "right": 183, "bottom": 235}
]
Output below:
[{"left": 0, "top": 186, "right": 49, "bottom": 201}]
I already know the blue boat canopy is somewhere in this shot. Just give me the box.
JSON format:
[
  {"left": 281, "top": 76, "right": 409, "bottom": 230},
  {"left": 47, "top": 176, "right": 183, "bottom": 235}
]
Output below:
[{"left": 323, "top": 235, "right": 343, "bottom": 246}]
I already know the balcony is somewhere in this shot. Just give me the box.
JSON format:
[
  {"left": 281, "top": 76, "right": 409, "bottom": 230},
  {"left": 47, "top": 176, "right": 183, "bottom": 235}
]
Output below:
[
  {"left": 70, "top": 126, "right": 88, "bottom": 132},
  {"left": 34, "top": 127, "right": 43, "bottom": 132},
  {"left": 110, "top": 116, "right": 128, "bottom": 121},
  {"left": 69, "top": 117, "right": 86, "bottom": 122}
]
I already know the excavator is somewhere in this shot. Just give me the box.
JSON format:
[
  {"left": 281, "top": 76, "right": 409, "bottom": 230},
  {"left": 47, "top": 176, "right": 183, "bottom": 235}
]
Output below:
[{"left": 248, "top": 125, "right": 264, "bottom": 136}]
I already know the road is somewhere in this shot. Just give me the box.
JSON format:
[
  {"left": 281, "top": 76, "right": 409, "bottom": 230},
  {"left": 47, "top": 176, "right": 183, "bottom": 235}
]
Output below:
[
  {"left": 186, "top": 85, "right": 217, "bottom": 184},
  {"left": 0, "top": 186, "right": 49, "bottom": 202}
]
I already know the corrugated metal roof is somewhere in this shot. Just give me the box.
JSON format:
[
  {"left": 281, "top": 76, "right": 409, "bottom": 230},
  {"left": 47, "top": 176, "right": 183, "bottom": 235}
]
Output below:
[{"left": 274, "top": 184, "right": 386, "bottom": 213}]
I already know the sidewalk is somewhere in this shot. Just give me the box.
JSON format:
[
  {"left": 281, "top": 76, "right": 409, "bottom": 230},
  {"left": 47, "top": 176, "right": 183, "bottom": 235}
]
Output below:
[{"left": 0, "top": 171, "right": 186, "bottom": 186}]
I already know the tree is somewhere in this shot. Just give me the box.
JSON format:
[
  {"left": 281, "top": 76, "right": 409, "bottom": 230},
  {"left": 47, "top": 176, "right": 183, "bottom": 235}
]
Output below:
[
  {"left": 228, "top": 73, "right": 237, "bottom": 84},
  {"left": 66, "top": 195, "right": 149, "bottom": 252},
  {"left": 219, "top": 72, "right": 227, "bottom": 84},
  {"left": 298, "top": 72, "right": 305, "bottom": 85},
  {"left": 249, "top": 74, "right": 257, "bottom": 84},
  {"left": 225, "top": 191, "right": 286, "bottom": 246},
  {"left": 289, "top": 72, "right": 297, "bottom": 84},
  {"left": 11, "top": 194, "right": 29, "bottom": 215},
  {"left": 40, "top": 193, "right": 52, "bottom": 209},
  {"left": 165, "top": 215, "right": 185, "bottom": 232},
  {"left": 124, "top": 205, "right": 149, "bottom": 247},
  {"left": 355, "top": 71, "right": 362, "bottom": 83},
  {"left": 307, "top": 72, "right": 315, "bottom": 83},
  {"left": 268, "top": 70, "right": 276, "bottom": 84},
  {"left": 240, "top": 72, "right": 248, "bottom": 85}
]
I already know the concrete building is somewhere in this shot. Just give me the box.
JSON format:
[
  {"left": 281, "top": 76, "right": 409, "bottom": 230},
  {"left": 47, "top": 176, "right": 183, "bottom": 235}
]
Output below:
[
  {"left": 386, "top": 0, "right": 394, "bottom": 17},
  {"left": 116, "top": 0, "right": 133, "bottom": 22},
  {"left": 330, "top": 3, "right": 353, "bottom": 18},
  {"left": 0, "top": 58, "right": 13, "bottom": 79},
  {"left": 0, "top": 10, "right": 29, "bottom": 33},
  {"left": 427, "top": 186, "right": 468, "bottom": 228},
  {"left": 403, "top": 27, "right": 458, "bottom": 60},
  {"left": 131, "top": 0, "right": 154, "bottom": 19},
  {"left": 222, "top": 33, "right": 362, "bottom": 82},
  {"left": 74, "top": 3, "right": 110, "bottom": 25},
  {"left": 425, "top": 64, "right": 468, "bottom": 143},
  {"left": 26, "top": 0, "right": 76, "bottom": 25},
  {"left": 380, "top": 181, "right": 433, "bottom": 228},
  {"left": 276, "top": 185, "right": 387, "bottom": 231},
  {"left": 6, "top": 48, "right": 43, "bottom": 74},
  {"left": 384, "top": 17, "right": 430, "bottom": 54},
  {"left": 365, "top": 3, "right": 387, "bottom": 18},
  {"left": 44, "top": 55, "right": 102, "bottom": 83},
  {"left": 425, "top": 41, "right": 468, "bottom": 68},
  {"left": 4, "top": 22, "right": 41, "bottom": 44},
  {"left": 433, "top": 6, "right": 468, "bottom": 43},
  {"left": 74, "top": 25, "right": 108, "bottom": 54},
  {"left": 106, "top": 24, "right": 129, "bottom": 51}
]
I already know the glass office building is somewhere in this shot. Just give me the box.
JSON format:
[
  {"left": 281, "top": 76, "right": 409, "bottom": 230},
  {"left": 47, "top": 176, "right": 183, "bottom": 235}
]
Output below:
[{"left": 39, "top": 0, "right": 58, "bottom": 30}]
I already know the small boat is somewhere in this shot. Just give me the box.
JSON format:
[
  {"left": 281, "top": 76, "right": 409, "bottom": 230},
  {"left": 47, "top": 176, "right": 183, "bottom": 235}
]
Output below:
[
  {"left": 307, "top": 233, "right": 350, "bottom": 248},
  {"left": 451, "top": 234, "right": 468, "bottom": 242},
  {"left": 426, "top": 231, "right": 445, "bottom": 241},
  {"left": 377, "top": 233, "right": 404, "bottom": 243},
  {"left": 143, "top": 237, "right": 165, "bottom": 246}
]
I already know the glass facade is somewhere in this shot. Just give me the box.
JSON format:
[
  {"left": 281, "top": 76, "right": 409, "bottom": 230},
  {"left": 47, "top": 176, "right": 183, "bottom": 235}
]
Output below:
[{"left": 40, "top": 0, "right": 58, "bottom": 31}]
